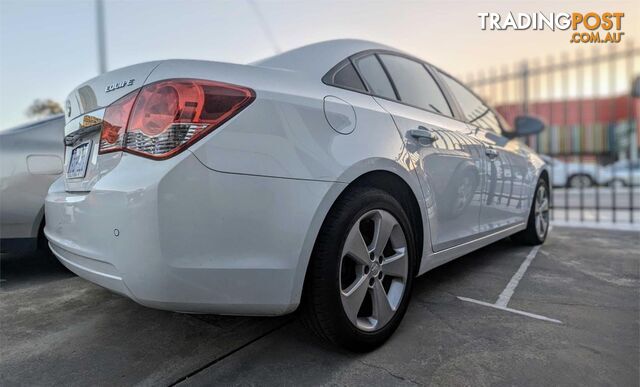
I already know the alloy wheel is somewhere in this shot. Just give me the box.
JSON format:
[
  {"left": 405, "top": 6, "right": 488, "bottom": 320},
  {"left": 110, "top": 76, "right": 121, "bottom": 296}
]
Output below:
[
  {"left": 534, "top": 185, "right": 550, "bottom": 239},
  {"left": 339, "top": 209, "right": 408, "bottom": 332},
  {"left": 569, "top": 175, "right": 592, "bottom": 188}
]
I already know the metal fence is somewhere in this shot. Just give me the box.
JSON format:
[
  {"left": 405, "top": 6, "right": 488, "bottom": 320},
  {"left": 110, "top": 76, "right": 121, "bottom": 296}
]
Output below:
[{"left": 465, "top": 43, "right": 640, "bottom": 225}]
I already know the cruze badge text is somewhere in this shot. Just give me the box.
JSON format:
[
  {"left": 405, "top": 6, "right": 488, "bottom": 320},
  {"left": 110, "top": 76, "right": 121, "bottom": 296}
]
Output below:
[{"left": 105, "top": 79, "right": 135, "bottom": 93}]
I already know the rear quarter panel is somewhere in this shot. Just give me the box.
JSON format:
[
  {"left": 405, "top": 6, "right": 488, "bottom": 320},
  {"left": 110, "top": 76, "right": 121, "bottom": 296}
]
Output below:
[
  {"left": 145, "top": 60, "right": 415, "bottom": 183},
  {"left": 143, "top": 60, "right": 431, "bottom": 306},
  {"left": 0, "top": 116, "right": 64, "bottom": 239}
]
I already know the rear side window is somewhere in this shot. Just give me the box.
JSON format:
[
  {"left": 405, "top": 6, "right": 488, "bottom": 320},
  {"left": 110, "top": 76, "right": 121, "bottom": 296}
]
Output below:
[
  {"left": 355, "top": 55, "right": 396, "bottom": 99},
  {"left": 330, "top": 62, "right": 366, "bottom": 92},
  {"left": 439, "top": 72, "right": 503, "bottom": 133},
  {"left": 378, "top": 54, "right": 452, "bottom": 117}
]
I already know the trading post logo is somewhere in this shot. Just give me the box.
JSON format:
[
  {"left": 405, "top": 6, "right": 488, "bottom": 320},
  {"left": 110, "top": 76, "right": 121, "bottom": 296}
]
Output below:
[{"left": 478, "top": 12, "right": 625, "bottom": 44}]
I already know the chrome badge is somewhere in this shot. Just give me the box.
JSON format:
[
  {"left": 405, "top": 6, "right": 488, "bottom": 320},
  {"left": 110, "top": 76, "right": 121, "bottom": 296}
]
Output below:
[{"left": 105, "top": 79, "right": 135, "bottom": 93}]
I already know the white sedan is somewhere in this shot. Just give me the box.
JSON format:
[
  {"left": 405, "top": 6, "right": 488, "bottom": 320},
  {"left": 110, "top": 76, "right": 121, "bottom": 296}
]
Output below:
[
  {"left": 45, "top": 40, "right": 549, "bottom": 350},
  {"left": 598, "top": 160, "right": 640, "bottom": 187},
  {"left": 541, "top": 155, "right": 599, "bottom": 188}
]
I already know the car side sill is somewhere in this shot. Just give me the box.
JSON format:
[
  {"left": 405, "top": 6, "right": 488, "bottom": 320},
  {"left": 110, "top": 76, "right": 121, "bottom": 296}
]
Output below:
[{"left": 417, "top": 222, "right": 526, "bottom": 275}]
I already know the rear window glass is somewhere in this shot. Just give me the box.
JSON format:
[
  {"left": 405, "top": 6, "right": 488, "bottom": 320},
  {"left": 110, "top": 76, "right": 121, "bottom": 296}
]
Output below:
[
  {"left": 355, "top": 55, "right": 396, "bottom": 99},
  {"left": 439, "top": 71, "right": 504, "bottom": 133},
  {"left": 378, "top": 54, "right": 452, "bottom": 117},
  {"left": 331, "top": 62, "right": 366, "bottom": 92}
]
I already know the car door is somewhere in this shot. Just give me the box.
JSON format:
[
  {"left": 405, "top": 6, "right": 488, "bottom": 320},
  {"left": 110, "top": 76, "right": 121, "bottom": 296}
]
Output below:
[
  {"left": 437, "top": 71, "right": 533, "bottom": 231},
  {"left": 353, "top": 53, "right": 485, "bottom": 252}
]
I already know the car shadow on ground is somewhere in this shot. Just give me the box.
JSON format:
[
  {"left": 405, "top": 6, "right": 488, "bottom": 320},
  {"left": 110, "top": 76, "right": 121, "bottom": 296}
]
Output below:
[
  {"left": 0, "top": 235, "right": 527, "bottom": 386},
  {"left": 179, "top": 229, "right": 638, "bottom": 386},
  {"left": 0, "top": 248, "right": 74, "bottom": 291},
  {"left": 177, "top": 237, "right": 545, "bottom": 385},
  {"left": 3, "top": 229, "right": 637, "bottom": 386}
]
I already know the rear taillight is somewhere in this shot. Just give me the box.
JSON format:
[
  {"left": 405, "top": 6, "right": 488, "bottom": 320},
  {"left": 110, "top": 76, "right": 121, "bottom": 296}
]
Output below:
[
  {"left": 100, "top": 91, "right": 137, "bottom": 153},
  {"left": 99, "top": 79, "right": 254, "bottom": 159}
]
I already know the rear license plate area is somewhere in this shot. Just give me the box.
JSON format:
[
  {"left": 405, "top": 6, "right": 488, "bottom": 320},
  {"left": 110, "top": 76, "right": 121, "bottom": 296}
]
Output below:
[{"left": 67, "top": 141, "right": 92, "bottom": 179}]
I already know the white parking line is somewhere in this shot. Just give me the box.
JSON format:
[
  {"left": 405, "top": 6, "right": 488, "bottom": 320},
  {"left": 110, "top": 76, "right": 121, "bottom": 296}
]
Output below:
[
  {"left": 458, "top": 245, "right": 562, "bottom": 324},
  {"left": 495, "top": 245, "right": 540, "bottom": 307},
  {"left": 457, "top": 297, "right": 562, "bottom": 323}
]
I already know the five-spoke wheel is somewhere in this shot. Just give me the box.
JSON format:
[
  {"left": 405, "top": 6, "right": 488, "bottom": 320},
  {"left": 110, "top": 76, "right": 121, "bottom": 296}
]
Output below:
[
  {"left": 340, "top": 209, "right": 408, "bottom": 332},
  {"left": 301, "top": 187, "right": 415, "bottom": 351},
  {"left": 513, "top": 178, "right": 550, "bottom": 245},
  {"left": 534, "top": 184, "right": 549, "bottom": 240}
]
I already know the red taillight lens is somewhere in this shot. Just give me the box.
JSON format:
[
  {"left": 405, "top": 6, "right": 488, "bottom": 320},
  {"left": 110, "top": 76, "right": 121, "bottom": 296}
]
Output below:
[
  {"left": 99, "top": 91, "right": 138, "bottom": 153},
  {"left": 130, "top": 83, "right": 181, "bottom": 137},
  {"left": 98, "top": 79, "right": 254, "bottom": 159}
]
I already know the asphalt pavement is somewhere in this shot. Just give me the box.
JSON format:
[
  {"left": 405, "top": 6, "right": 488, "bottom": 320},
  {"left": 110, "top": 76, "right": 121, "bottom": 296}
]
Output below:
[{"left": 1, "top": 227, "right": 638, "bottom": 386}]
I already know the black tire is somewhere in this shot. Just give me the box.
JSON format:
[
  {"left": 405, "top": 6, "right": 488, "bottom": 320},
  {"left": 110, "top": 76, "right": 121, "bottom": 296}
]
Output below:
[
  {"left": 608, "top": 178, "right": 627, "bottom": 188},
  {"left": 512, "top": 179, "right": 550, "bottom": 245},
  {"left": 567, "top": 174, "right": 594, "bottom": 188},
  {"left": 36, "top": 218, "right": 52, "bottom": 254},
  {"left": 300, "top": 187, "right": 416, "bottom": 352}
]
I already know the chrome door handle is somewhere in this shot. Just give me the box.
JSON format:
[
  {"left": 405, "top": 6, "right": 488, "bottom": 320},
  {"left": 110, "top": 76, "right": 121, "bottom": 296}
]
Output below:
[
  {"left": 485, "top": 148, "right": 499, "bottom": 159},
  {"left": 408, "top": 126, "right": 439, "bottom": 144}
]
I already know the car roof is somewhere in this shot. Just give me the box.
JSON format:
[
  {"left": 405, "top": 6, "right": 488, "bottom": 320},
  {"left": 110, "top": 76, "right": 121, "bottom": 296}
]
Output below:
[
  {"left": 252, "top": 39, "right": 403, "bottom": 77},
  {"left": 0, "top": 114, "right": 64, "bottom": 135}
]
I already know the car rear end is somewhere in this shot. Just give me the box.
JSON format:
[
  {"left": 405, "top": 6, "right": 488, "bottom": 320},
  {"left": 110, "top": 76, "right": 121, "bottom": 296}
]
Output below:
[{"left": 44, "top": 61, "right": 334, "bottom": 315}]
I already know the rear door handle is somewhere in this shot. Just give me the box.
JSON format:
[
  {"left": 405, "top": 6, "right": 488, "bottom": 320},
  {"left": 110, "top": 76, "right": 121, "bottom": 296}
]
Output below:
[
  {"left": 485, "top": 148, "right": 499, "bottom": 159},
  {"left": 408, "top": 126, "right": 439, "bottom": 145}
]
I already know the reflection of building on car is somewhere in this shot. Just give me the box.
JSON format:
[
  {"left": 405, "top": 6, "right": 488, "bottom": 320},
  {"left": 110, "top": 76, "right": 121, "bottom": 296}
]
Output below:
[
  {"left": 541, "top": 155, "right": 640, "bottom": 187},
  {"left": 0, "top": 115, "right": 64, "bottom": 251}
]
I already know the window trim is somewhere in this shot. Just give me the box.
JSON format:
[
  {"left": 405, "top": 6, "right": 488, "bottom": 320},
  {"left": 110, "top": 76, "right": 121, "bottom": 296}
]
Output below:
[
  {"left": 432, "top": 67, "right": 509, "bottom": 134},
  {"left": 372, "top": 54, "right": 400, "bottom": 101},
  {"left": 376, "top": 53, "right": 456, "bottom": 118},
  {"left": 351, "top": 54, "right": 398, "bottom": 100},
  {"left": 322, "top": 49, "right": 464, "bottom": 122},
  {"left": 321, "top": 60, "right": 369, "bottom": 94}
]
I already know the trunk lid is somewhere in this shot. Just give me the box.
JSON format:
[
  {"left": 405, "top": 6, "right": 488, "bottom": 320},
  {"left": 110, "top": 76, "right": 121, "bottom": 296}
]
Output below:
[{"left": 63, "top": 61, "right": 160, "bottom": 192}]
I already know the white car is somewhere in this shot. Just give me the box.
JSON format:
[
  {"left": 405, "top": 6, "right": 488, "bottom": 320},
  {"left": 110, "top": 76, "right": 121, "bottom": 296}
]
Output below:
[
  {"left": 541, "top": 155, "right": 599, "bottom": 188},
  {"left": 45, "top": 40, "right": 549, "bottom": 350},
  {"left": 598, "top": 160, "right": 640, "bottom": 187},
  {"left": 0, "top": 115, "right": 64, "bottom": 251}
]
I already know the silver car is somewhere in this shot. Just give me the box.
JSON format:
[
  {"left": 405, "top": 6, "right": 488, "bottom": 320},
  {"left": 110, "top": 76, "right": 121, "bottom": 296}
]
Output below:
[
  {"left": 599, "top": 160, "right": 640, "bottom": 187},
  {"left": 0, "top": 115, "right": 64, "bottom": 251},
  {"left": 45, "top": 40, "right": 550, "bottom": 350}
]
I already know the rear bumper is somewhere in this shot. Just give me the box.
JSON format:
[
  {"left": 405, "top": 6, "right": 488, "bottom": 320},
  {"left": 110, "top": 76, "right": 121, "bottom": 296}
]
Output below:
[{"left": 44, "top": 151, "right": 335, "bottom": 315}]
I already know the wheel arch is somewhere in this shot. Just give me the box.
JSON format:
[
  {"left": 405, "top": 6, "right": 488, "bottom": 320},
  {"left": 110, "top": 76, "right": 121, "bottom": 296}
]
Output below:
[
  {"left": 566, "top": 172, "right": 595, "bottom": 186},
  {"left": 338, "top": 170, "right": 425, "bottom": 272},
  {"left": 531, "top": 159, "right": 551, "bottom": 199},
  {"left": 539, "top": 168, "right": 550, "bottom": 187},
  {"left": 290, "top": 160, "right": 429, "bottom": 310}
]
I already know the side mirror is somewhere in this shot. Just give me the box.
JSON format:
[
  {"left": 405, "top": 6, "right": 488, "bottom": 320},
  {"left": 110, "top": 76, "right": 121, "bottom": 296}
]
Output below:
[{"left": 510, "top": 115, "right": 545, "bottom": 138}]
